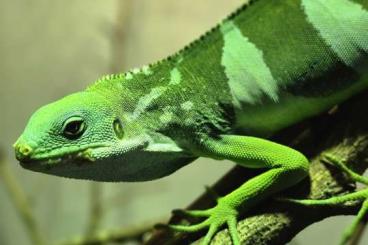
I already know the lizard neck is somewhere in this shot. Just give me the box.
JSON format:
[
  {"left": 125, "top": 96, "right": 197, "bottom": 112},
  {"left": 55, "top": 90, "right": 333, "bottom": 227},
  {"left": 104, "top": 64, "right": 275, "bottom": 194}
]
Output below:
[{"left": 86, "top": 28, "right": 237, "bottom": 140}]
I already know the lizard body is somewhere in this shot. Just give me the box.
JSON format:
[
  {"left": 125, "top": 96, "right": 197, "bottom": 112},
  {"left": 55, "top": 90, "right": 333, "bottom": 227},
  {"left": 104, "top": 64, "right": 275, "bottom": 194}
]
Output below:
[{"left": 14, "top": 0, "right": 368, "bottom": 244}]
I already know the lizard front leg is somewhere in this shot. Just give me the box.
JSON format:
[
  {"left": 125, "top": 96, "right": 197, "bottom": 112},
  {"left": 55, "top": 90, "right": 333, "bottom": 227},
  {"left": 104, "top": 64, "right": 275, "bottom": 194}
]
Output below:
[{"left": 164, "top": 135, "right": 309, "bottom": 245}]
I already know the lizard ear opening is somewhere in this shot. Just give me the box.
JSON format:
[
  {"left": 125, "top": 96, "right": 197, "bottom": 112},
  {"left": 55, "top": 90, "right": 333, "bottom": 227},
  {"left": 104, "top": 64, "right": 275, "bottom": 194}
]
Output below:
[{"left": 113, "top": 118, "right": 124, "bottom": 139}]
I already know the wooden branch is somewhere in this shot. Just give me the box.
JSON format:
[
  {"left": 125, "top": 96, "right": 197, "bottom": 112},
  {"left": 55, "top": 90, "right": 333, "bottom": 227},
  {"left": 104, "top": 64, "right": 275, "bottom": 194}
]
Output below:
[{"left": 146, "top": 91, "right": 368, "bottom": 245}]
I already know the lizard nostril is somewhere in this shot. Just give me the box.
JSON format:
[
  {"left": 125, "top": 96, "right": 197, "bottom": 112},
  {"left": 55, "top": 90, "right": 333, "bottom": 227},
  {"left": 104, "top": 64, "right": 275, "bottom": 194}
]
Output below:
[
  {"left": 20, "top": 145, "right": 32, "bottom": 155},
  {"left": 14, "top": 143, "right": 33, "bottom": 161}
]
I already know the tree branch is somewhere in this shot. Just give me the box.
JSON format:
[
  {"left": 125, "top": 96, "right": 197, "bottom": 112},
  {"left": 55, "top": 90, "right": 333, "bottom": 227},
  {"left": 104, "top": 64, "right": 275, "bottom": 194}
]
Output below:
[{"left": 146, "top": 91, "right": 368, "bottom": 245}]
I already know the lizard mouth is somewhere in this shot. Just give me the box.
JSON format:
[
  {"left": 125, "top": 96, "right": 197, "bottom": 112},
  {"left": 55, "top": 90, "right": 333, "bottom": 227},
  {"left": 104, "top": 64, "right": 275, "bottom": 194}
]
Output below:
[
  {"left": 17, "top": 136, "right": 152, "bottom": 181},
  {"left": 18, "top": 144, "right": 109, "bottom": 171}
]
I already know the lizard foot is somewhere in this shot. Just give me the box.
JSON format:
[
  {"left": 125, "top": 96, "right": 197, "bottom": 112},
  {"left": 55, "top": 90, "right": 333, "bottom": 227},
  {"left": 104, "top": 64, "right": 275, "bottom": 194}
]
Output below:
[
  {"left": 279, "top": 153, "right": 368, "bottom": 245},
  {"left": 159, "top": 198, "right": 240, "bottom": 245},
  {"left": 280, "top": 192, "right": 368, "bottom": 245},
  {"left": 321, "top": 153, "right": 368, "bottom": 185}
]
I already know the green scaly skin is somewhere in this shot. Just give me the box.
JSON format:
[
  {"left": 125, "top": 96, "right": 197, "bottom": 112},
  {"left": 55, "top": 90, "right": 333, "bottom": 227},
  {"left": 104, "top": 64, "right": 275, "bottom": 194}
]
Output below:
[{"left": 14, "top": 0, "right": 368, "bottom": 244}]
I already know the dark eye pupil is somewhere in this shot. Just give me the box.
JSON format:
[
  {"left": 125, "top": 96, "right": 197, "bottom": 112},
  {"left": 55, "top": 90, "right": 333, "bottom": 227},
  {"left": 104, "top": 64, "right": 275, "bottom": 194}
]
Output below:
[
  {"left": 66, "top": 121, "right": 81, "bottom": 134},
  {"left": 63, "top": 119, "right": 85, "bottom": 139}
]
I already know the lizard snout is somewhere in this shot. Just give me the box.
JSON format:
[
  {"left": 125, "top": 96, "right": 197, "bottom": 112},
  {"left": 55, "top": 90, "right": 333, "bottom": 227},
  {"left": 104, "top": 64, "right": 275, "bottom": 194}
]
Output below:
[{"left": 14, "top": 141, "right": 33, "bottom": 162}]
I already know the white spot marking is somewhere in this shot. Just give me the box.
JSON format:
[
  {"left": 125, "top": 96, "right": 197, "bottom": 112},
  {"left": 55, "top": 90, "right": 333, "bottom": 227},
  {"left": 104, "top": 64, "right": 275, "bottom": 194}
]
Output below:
[
  {"left": 142, "top": 65, "right": 152, "bottom": 75},
  {"left": 181, "top": 101, "right": 193, "bottom": 111},
  {"left": 132, "top": 68, "right": 140, "bottom": 74},
  {"left": 132, "top": 87, "right": 167, "bottom": 119},
  {"left": 125, "top": 72, "right": 133, "bottom": 80},
  {"left": 160, "top": 111, "right": 173, "bottom": 124},
  {"left": 146, "top": 133, "right": 183, "bottom": 152},
  {"left": 169, "top": 68, "right": 181, "bottom": 85}
]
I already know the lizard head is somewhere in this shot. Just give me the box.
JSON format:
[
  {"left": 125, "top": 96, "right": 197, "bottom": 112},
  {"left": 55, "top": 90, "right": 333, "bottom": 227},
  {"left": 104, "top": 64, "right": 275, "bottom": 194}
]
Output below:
[{"left": 14, "top": 90, "right": 193, "bottom": 182}]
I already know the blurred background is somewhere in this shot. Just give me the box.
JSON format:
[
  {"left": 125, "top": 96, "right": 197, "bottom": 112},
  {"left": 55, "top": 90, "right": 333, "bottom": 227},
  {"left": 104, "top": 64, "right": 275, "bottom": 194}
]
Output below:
[{"left": 0, "top": 0, "right": 365, "bottom": 244}]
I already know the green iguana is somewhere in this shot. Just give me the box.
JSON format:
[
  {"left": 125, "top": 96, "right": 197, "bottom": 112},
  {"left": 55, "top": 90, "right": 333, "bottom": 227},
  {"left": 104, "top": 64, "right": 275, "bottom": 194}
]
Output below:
[{"left": 13, "top": 0, "right": 368, "bottom": 244}]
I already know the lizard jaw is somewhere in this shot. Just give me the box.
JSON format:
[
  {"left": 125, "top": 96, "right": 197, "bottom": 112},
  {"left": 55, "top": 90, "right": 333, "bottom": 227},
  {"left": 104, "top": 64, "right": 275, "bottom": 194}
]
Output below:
[{"left": 18, "top": 144, "right": 109, "bottom": 171}]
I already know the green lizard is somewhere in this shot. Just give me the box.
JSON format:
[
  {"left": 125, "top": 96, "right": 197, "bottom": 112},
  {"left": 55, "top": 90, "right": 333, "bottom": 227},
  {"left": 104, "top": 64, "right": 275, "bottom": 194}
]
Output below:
[{"left": 13, "top": 0, "right": 368, "bottom": 244}]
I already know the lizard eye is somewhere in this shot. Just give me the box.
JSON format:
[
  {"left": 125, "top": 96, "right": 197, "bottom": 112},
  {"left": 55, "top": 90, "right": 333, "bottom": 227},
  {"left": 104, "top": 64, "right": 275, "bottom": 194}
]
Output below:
[{"left": 62, "top": 117, "right": 86, "bottom": 139}]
